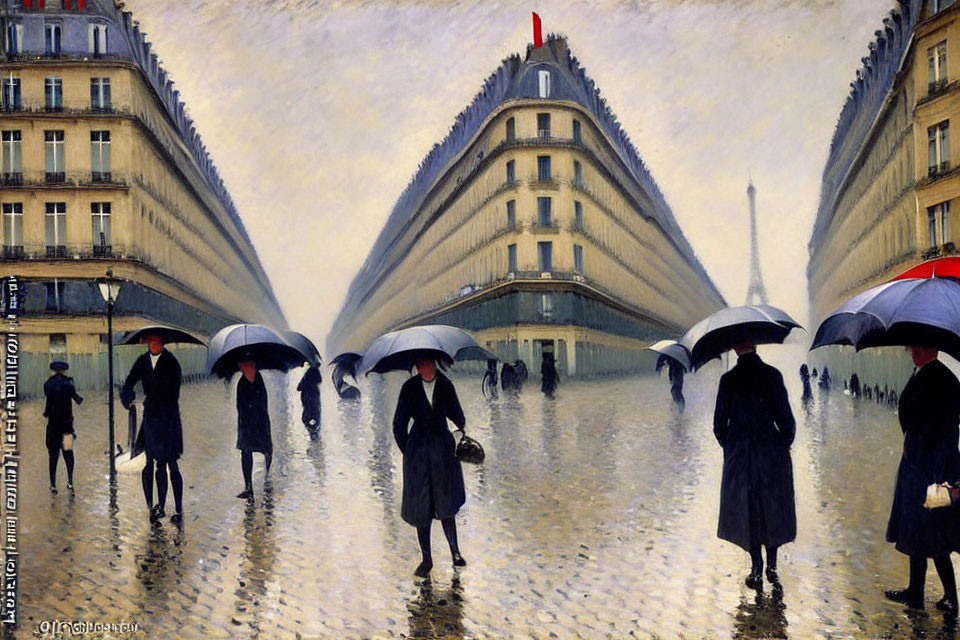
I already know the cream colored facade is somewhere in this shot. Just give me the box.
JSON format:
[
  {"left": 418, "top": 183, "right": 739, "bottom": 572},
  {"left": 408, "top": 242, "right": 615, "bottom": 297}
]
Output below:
[{"left": 330, "top": 38, "right": 724, "bottom": 376}]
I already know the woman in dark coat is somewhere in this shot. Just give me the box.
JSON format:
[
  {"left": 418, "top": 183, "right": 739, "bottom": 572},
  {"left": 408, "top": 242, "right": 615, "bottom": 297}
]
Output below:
[
  {"left": 713, "top": 343, "right": 796, "bottom": 589},
  {"left": 392, "top": 356, "right": 467, "bottom": 577},
  {"left": 541, "top": 352, "right": 559, "bottom": 398},
  {"left": 43, "top": 361, "right": 83, "bottom": 493},
  {"left": 236, "top": 358, "right": 272, "bottom": 499},
  {"left": 296, "top": 364, "right": 321, "bottom": 436},
  {"left": 120, "top": 336, "right": 184, "bottom": 524},
  {"left": 884, "top": 346, "right": 960, "bottom": 614}
]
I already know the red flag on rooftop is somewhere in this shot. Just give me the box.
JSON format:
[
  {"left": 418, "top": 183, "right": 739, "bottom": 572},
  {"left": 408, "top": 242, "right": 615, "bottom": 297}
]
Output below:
[
  {"left": 37, "top": 0, "right": 45, "bottom": 8},
  {"left": 78, "top": 0, "right": 86, "bottom": 9},
  {"left": 532, "top": 12, "right": 543, "bottom": 48},
  {"left": 22, "top": 0, "right": 32, "bottom": 8}
]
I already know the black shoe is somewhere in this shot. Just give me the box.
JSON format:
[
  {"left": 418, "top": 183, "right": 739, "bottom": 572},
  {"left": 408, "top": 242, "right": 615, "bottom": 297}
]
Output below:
[
  {"left": 236, "top": 488, "right": 253, "bottom": 500},
  {"left": 414, "top": 560, "right": 433, "bottom": 577},
  {"left": 49, "top": 485, "right": 57, "bottom": 494},
  {"left": 452, "top": 552, "right": 466, "bottom": 567},
  {"left": 885, "top": 588, "right": 924, "bottom": 608},
  {"left": 745, "top": 571, "right": 762, "bottom": 589},
  {"left": 66, "top": 483, "right": 74, "bottom": 493},
  {"left": 766, "top": 567, "right": 780, "bottom": 584},
  {"left": 169, "top": 512, "right": 183, "bottom": 526},
  {"left": 149, "top": 505, "right": 165, "bottom": 525},
  {"left": 937, "top": 596, "right": 959, "bottom": 615}
]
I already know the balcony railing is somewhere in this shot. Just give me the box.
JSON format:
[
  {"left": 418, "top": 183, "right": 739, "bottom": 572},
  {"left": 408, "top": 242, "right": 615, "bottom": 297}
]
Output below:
[
  {"left": 0, "top": 243, "right": 131, "bottom": 261},
  {"left": 46, "top": 245, "right": 69, "bottom": 259},
  {"left": 4, "top": 52, "right": 128, "bottom": 64},
  {"left": 1, "top": 171, "right": 128, "bottom": 188},
  {"left": 44, "top": 103, "right": 64, "bottom": 113},
  {"left": 0, "top": 100, "right": 129, "bottom": 117},
  {"left": 928, "top": 161, "right": 952, "bottom": 178},
  {"left": 929, "top": 78, "right": 949, "bottom": 96},
  {"left": 1, "top": 246, "right": 24, "bottom": 260}
]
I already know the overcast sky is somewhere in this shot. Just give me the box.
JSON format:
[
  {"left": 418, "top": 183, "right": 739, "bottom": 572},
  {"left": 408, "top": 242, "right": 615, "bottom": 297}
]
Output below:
[{"left": 121, "top": 0, "right": 894, "bottom": 354}]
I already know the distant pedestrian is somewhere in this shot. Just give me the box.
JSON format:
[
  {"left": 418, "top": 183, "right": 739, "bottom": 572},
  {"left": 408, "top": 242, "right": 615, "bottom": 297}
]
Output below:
[
  {"left": 819, "top": 366, "right": 832, "bottom": 390},
  {"left": 541, "top": 352, "right": 559, "bottom": 398},
  {"left": 850, "top": 373, "right": 861, "bottom": 397},
  {"left": 713, "top": 342, "right": 796, "bottom": 590},
  {"left": 668, "top": 359, "right": 685, "bottom": 411},
  {"left": 884, "top": 346, "right": 960, "bottom": 615},
  {"left": 799, "top": 364, "right": 812, "bottom": 400},
  {"left": 296, "top": 364, "right": 321, "bottom": 438},
  {"left": 482, "top": 359, "right": 498, "bottom": 399},
  {"left": 120, "top": 335, "right": 185, "bottom": 525},
  {"left": 43, "top": 361, "right": 83, "bottom": 494},
  {"left": 812, "top": 367, "right": 818, "bottom": 378},
  {"left": 235, "top": 357, "right": 272, "bottom": 500},
  {"left": 500, "top": 362, "right": 520, "bottom": 392},
  {"left": 392, "top": 356, "right": 467, "bottom": 577}
]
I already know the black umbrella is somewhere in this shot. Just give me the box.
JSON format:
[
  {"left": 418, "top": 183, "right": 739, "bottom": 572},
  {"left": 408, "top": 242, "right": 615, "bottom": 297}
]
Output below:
[
  {"left": 206, "top": 324, "right": 307, "bottom": 378},
  {"left": 282, "top": 330, "right": 322, "bottom": 367},
  {"left": 681, "top": 305, "right": 803, "bottom": 371},
  {"left": 358, "top": 325, "right": 488, "bottom": 376},
  {"left": 115, "top": 324, "right": 206, "bottom": 346}
]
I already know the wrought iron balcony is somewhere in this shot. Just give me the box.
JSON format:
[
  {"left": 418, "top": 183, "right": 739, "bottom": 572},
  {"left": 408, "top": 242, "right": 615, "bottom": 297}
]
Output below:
[
  {"left": 0, "top": 173, "right": 23, "bottom": 186},
  {"left": 45, "top": 245, "right": 69, "bottom": 259},
  {"left": 3, "top": 171, "right": 128, "bottom": 188},
  {"left": 0, "top": 243, "right": 132, "bottom": 261},
  {"left": 45, "top": 172, "right": 66, "bottom": 184},
  {"left": 90, "top": 244, "right": 113, "bottom": 258},
  {"left": 1, "top": 246, "right": 24, "bottom": 260},
  {"left": 929, "top": 78, "right": 949, "bottom": 96},
  {"left": 91, "top": 171, "right": 112, "bottom": 183}
]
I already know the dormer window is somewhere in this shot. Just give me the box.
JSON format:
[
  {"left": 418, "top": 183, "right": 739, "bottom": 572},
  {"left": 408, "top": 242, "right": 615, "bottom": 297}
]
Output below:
[
  {"left": 538, "top": 70, "right": 551, "bottom": 98},
  {"left": 89, "top": 23, "right": 108, "bottom": 56}
]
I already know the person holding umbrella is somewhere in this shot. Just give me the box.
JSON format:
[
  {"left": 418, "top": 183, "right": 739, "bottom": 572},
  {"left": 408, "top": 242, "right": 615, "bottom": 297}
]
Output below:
[
  {"left": 120, "top": 334, "right": 185, "bottom": 525},
  {"left": 541, "top": 352, "right": 559, "bottom": 398},
  {"left": 297, "top": 363, "right": 322, "bottom": 437},
  {"left": 392, "top": 355, "right": 468, "bottom": 577},
  {"left": 236, "top": 355, "right": 273, "bottom": 499},
  {"left": 43, "top": 361, "right": 83, "bottom": 494},
  {"left": 883, "top": 345, "right": 960, "bottom": 614}
]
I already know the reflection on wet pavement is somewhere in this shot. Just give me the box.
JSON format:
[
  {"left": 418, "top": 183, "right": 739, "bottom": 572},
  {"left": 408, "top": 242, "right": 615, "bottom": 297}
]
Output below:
[{"left": 14, "top": 348, "right": 960, "bottom": 638}]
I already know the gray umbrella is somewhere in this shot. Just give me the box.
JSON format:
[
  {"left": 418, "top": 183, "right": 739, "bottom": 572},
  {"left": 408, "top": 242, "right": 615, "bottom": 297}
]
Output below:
[
  {"left": 646, "top": 339, "right": 692, "bottom": 372},
  {"left": 282, "top": 330, "right": 322, "bottom": 367},
  {"left": 358, "top": 325, "right": 490, "bottom": 376},
  {"left": 206, "top": 324, "right": 308, "bottom": 378},
  {"left": 681, "top": 304, "right": 803, "bottom": 371},
  {"left": 115, "top": 324, "right": 206, "bottom": 346}
]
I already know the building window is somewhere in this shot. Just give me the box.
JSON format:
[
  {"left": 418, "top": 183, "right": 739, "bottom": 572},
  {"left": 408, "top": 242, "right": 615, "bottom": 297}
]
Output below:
[
  {"left": 45, "top": 202, "right": 67, "bottom": 255},
  {"left": 2, "top": 77, "right": 21, "bottom": 111},
  {"left": 506, "top": 199, "right": 516, "bottom": 228},
  {"left": 45, "top": 130, "right": 65, "bottom": 182},
  {"left": 90, "top": 131, "right": 111, "bottom": 182},
  {"left": 538, "top": 241, "right": 553, "bottom": 272},
  {"left": 537, "top": 113, "right": 550, "bottom": 138},
  {"left": 1, "top": 131, "right": 22, "bottom": 182},
  {"left": 5, "top": 23, "right": 23, "bottom": 55},
  {"left": 932, "top": 0, "right": 958, "bottom": 14},
  {"left": 45, "top": 24, "right": 62, "bottom": 56},
  {"left": 88, "top": 23, "right": 107, "bottom": 56},
  {"left": 929, "top": 41, "right": 948, "bottom": 92},
  {"left": 505, "top": 117, "right": 515, "bottom": 142},
  {"left": 928, "top": 201, "right": 951, "bottom": 247},
  {"left": 538, "top": 294, "right": 553, "bottom": 321},
  {"left": 538, "top": 70, "right": 551, "bottom": 98},
  {"left": 45, "top": 77, "right": 63, "bottom": 111},
  {"left": 573, "top": 244, "right": 584, "bottom": 273},
  {"left": 572, "top": 118, "right": 582, "bottom": 144},
  {"left": 929, "top": 121, "right": 950, "bottom": 175},
  {"left": 537, "top": 155, "right": 551, "bottom": 181},
  {"left": 573, "top": 160, "right": 583, "bottom": 187},
  {"left": 508, "top": 243, "right": 517, "bottom": 273},
  {"left": 49, "top": 332, "right": 67, "bottom": 352},
  {"left": 538, "top": 197, "right": 552, "bottom": 226},
  {"left": 91, "top": 78, "right": 111, "bottom": 112},
  {"left": 506, "top": 159, "right": 515, "bottom": 183},
  {"left": 2, "top": 203, "right": 23, "bottom": 252},
  {"left": 91, "top": 202, "right": 111, "bottom": 253},
  {"left": 574, "top": 201, "right": 583, "bottom": 230}
]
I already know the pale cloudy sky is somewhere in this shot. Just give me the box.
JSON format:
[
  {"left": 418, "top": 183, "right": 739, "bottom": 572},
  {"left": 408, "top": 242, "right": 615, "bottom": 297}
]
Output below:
[{"left": 121, "top": 0, "right": 893, "bottom": 354}]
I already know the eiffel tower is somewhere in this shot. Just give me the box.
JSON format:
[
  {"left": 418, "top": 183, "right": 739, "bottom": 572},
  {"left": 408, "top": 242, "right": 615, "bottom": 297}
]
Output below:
[{"left": 744, "top": 179, "right": 768, "bottom": 305}]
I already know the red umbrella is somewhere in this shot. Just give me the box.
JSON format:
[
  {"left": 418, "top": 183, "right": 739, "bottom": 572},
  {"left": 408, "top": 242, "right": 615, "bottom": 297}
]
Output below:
[{"left": 892, "top": 257, "right": 960, "bottom": 281}]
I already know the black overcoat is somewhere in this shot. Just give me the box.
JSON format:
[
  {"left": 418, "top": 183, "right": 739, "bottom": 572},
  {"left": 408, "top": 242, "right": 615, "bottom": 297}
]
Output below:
[
  {"left": 43, "top": 374, "right": 83, "bottom": 451},
  {"left": 713, "top": 352, "right": 797, "bottom": 551},
  {"left": 886, "top": 359, "right": 960, "bottom": 557},
  {"left": 297, "top": 365, "right": 321, "bottom": 426},
  {"left": 236, "top": 371, "right": 272, "bottom": 453},
  {"left": 392, "top": 372, "right": 466, "bottom": 527},
  {"left": 120, "top": 350, "right": 183, "bottom": 463}
]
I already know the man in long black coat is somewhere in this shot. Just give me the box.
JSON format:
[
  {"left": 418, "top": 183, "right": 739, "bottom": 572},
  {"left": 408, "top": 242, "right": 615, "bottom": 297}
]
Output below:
[
  {"left": 235, "top": 359, "right": 272, "bottom": 499},
  {"left": 713, "top": 343, "right": 796, "bottom": 589},
  {"left": 884, "top": 346, "right": 960, "bottom": 614},
  {"left": 120, "top": 335, "right": 184, "bottom": 525},
  {"left": 668, "top": 359, "right": 685, "bottom": 411},
  {"left": 393, "top": 357, "right": 467, "bottom": 577},
  {"left": 296, "top": 364, "right": 321, "bottom": 437},
  {"left": 43, "top": 361, "right": 83, "bottom": 493}
]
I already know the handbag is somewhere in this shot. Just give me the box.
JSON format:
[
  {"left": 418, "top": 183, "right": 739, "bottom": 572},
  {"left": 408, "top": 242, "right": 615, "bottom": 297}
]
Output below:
[
  {"left": 455, "top": 431, "right": 485, "bottom": 464},
  {"left": 923, "top": 482, "right": 960, "bottom": 509}
]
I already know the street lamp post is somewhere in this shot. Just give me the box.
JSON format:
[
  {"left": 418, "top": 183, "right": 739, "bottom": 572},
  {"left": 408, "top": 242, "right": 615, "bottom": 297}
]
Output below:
[{"left": 98, "top": 269, "right": 121, "bottom": 481}]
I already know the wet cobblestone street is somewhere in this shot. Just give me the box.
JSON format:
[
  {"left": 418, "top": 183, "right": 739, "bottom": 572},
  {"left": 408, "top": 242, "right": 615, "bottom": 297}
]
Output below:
[{"left": 14, "top": 348, "right": 960, "bottom": 639}]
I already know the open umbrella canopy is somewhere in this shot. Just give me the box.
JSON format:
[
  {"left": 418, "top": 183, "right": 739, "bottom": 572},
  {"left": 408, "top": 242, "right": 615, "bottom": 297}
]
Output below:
[
  {"left": 358, "top": 325, "right": 486, "bottom": 376},
  {"left": 681, "top": 305, "right": 803, "bottom": 371},
  {"left": 454, "top": 345, "right": 499, "bottom": 362},
  {"left": 282, "top": 330, "right": 322, "bottom": 367},
  {"left": 646, "top": 339, "right": 691, "bottom": 372},
  {"left": 810, "top": 276, "right": 960, "bottom": 361},
  {"left": 206, "top": 324, "right": 308, "bottom": 378},
  {"left": 892, "top": 256, "right": 960, "bottom": 281},
  {"left": 115, "top": 325, "right": 206, "bottom": 346}
]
